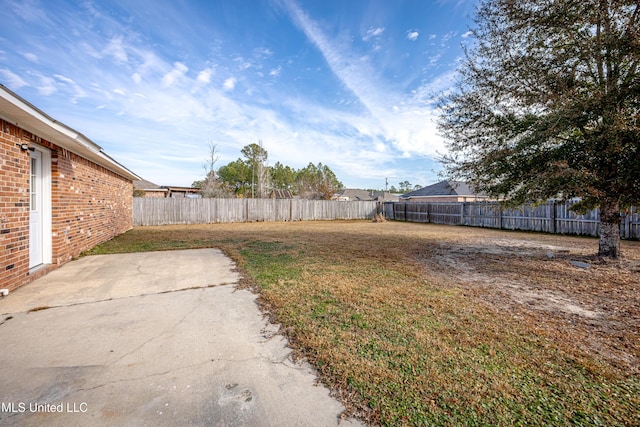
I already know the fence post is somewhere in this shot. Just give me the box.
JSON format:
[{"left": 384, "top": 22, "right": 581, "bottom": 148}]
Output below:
[
  {"left": 622, "top": 210, "right": 629, "bottom": 240},
  {"left": 550, "top": 201, "right": 556, "bottom": 234}
]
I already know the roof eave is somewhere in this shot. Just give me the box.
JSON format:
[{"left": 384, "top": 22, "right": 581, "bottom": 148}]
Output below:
[{"left": 0, "top": 85, "right": 139, "bottom": 181}]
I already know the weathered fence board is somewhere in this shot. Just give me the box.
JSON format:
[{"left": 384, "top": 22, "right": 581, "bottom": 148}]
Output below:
[
  {"left": 386, "top": 201, "right": 639, "bottom": 240},
  {"left": 133, "top": 198, "right": 378, "bottom": 226}
]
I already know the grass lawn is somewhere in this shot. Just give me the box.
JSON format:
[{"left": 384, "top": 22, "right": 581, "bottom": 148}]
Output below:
[{"left": 86, "top": 220, "right": 640, "bottom": 426}]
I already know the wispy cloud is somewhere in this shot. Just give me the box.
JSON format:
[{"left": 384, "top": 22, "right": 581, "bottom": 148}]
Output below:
[
  {"left": 22, "top": 52, "right": 38, "bottom": 62},
  {"left": 0, "top": 68, "right": 28, "bottom": 89},
  {"left": 269, "top": 66, "right": 281, "bottom": 77},
  {"left": 103, "top": 36, "right": 128, "bottom": 63},
  {"left": 162, "top": 62, "right": 188, "bottom": 87},
  {"left": 35, "top": 74, "right": 56, "bottom": 95},
  {"left": 0, "top": 0, "right": 469, "bottom": 188},
  {"left": 362, "top": 27, "right": 384, "bottom": 41},
  {"left": 279, "top": 0, "right": 445, "bottom": 157}
]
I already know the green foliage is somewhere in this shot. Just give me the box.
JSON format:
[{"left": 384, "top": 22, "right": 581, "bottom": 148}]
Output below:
[
  {"left": 398, "top": 181, "right": 413, "bottom": 192},
  {"left": 241, "top": 142, "right": 268, "bottom": 166},
  {"left": 218, "top": 158, "right": 252, "bottom": 196},
  {"left": 295, "top": 162, "right": 344, "bottom": 199},
  {"left": 215, "top": 145, "right": 343, "bottom": 199},
  {"left": 270, "top": 161, "right": 297, "bottom": 191},
  {"left": 438, "top": 0, "right": 640, "bottom": 257}
]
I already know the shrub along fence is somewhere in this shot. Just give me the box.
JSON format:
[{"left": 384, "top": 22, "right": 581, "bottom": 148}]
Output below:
[
  {"left": 384, "top": 201, "right": 640, "bottom": 239},
  {"left": 133, "top": 197, "right": 378, "bottom": 226}
]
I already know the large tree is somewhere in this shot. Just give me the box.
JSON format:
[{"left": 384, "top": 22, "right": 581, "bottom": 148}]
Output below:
[
  {"left": 241, "top": 141, "right": 269, "bottom": 198},
  {"left": 296, "top": 162, "right": 344, "bottom": 199},
  {"left": 218, "top": 159, "right": 251, "bottom": 196},
  {"left": 439, "top": 0, "right": 640, "bottom": 258}
]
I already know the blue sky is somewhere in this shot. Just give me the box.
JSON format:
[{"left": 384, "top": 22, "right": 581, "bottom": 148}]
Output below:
[{"left": 0, "top": 0, "right": 477, "bottom": 190}]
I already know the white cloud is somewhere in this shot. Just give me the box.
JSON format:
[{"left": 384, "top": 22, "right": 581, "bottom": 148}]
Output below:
[
  {"left": 440, "top": 31, "right": 456, "bottom": 46},
  {"left": 462, "top": 30, "right": 473, "bottom": 38},
  {"left": 161, "top": 62, "right": 188, "bottom": 87},
  {"left": 54, "top": 74, "right": 85, "bottom": 94},
  {"left": 197, "top": 69, "right": 212, "bottom": 84},
  {"left": 363, "top": 27, "right": 384, "bottom": 41},
  {"left": 8, "top": 0, "right": 48, "bottom": 23},
  {"left": 223, "top": 77, "right": 237, "bottom": 91},
  {"left": 269, "top": 66, "right": 281, "bottom": 77},
  {"left": 0, "top": 68, "right": 28, "bottom": 89},
  {"left": 132, "top": 72, "right": 142, "bottom": 83},
  {"left": 253, "top": 47, "right": 273, "bottom": 58},
  {"left": 37, "top": 75, "right": 57, "bottom": 95},
  {"left": 407, "top": 31, "right": 419, "bottom": 41},
  {"left": 22, "top": 52, "right": 38, "bottom": 62},
  {"left": 104, "top": 35, "right": 128, "bottom": 63}
]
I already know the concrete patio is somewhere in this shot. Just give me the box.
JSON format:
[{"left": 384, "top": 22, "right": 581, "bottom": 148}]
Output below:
[{"left": 0, "top": 249, "right": 361, "bottom": 426}]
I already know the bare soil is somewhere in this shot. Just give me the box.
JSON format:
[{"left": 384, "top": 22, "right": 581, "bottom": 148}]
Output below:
[{"left": 412, "top": 227, "right": 640, "bottom": 375}]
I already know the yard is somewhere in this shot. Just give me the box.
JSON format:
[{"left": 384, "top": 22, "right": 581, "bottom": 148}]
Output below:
[{"left": 87, "top": 220, "right": 640, "bottom": 426}]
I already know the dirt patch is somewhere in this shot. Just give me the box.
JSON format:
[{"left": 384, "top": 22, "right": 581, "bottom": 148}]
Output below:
[{"left": 416, "top": 231, "right": 640, "bottom": 375}]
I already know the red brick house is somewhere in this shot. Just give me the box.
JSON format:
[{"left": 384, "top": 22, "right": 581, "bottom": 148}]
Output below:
[{"left": 0, "top": 85, "right": 139, "bottom": 293}]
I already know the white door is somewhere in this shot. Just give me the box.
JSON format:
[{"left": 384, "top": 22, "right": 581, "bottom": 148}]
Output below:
[{"left": 29, "top": 150, "right": 43, "bottom": 268}]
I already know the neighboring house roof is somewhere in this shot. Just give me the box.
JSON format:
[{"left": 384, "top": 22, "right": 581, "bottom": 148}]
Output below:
[
  {"left": 371, "top": 191, "right": 400, "bottom": 202},
  {"left": 133, "top": 179, "right": 165, "bottom": 191},
  {"left": 335, "top": 189, "right": 375, "bottom": 201},
  {"left": 400, "top": 180, "right": 487, "bottom": 199},
  {"left": 269, "top": 189, "right": 294, "bottom": 199},
  {"left": 0, "top": 84, "right": 139, "bottom": 181}
]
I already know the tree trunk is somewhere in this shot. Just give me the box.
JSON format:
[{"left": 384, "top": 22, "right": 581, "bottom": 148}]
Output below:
[{"left": 598, "top": 200, "right": 621, "bottom": 258}]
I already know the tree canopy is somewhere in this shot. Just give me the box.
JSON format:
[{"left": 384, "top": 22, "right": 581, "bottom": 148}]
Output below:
[
  {"left": 295, "top": 162, "right": 344, "bottom": 200},
  {"left": 438, "top": 0, "right": 640, "bottom": 258},
  {"left": 210, "top": 144, "right": 344, "bottom": 200}
]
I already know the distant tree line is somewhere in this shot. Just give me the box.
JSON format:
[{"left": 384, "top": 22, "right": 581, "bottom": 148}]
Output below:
[
  {"left": 387, "top": 181, "right": 422, "bottom": 194},
  {"left": 192, "top": 141, "right": 344, "bottom": 199}
]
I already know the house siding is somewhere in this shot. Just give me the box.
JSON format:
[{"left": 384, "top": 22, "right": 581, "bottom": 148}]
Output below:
[
  {"left": 404, "top": 196, "right": 488, "bottom": 203},
  {"left": 1, "top": 121, "right": 133, "bottom": 292}
]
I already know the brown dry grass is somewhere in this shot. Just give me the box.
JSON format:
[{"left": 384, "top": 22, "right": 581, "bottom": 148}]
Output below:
[{"left": 87, "top": 220, "right": 640, "bottom": 426}]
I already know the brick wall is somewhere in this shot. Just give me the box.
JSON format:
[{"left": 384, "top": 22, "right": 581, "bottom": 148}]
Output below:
[
  {"left": 0, "top": 122, "right": 30, "bottom": 290},
  {"left": 0, "top": 120, "right": 133, "bottom": 292}
]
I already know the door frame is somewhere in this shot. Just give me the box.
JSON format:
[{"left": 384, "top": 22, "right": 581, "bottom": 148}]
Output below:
[{"left": 29, "top": 144, "right": 52, "bottom": 269}]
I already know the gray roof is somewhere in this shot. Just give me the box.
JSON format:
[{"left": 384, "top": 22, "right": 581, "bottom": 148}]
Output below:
[
  {"left": 336, "top": 189, "right": 375, "bottom": 201},
  {"left": 133, "top": 179, "right": 164, "bottom": 190},
  {"left": 401, "top": 180, "right": 484, "bottom": 198}
]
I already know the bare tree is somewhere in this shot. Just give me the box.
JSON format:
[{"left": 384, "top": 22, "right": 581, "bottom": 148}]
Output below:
[{"left": 199, "top": 142, "right": 230, "bottom": 198}]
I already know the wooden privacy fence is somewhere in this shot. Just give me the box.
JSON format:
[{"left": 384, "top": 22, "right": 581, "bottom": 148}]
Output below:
[
  {"left": 133, "top": 197, "right": 378, "bottom": 226},
  {"left": 384, "top": 201, "right": 640, "bottom": 240}
]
